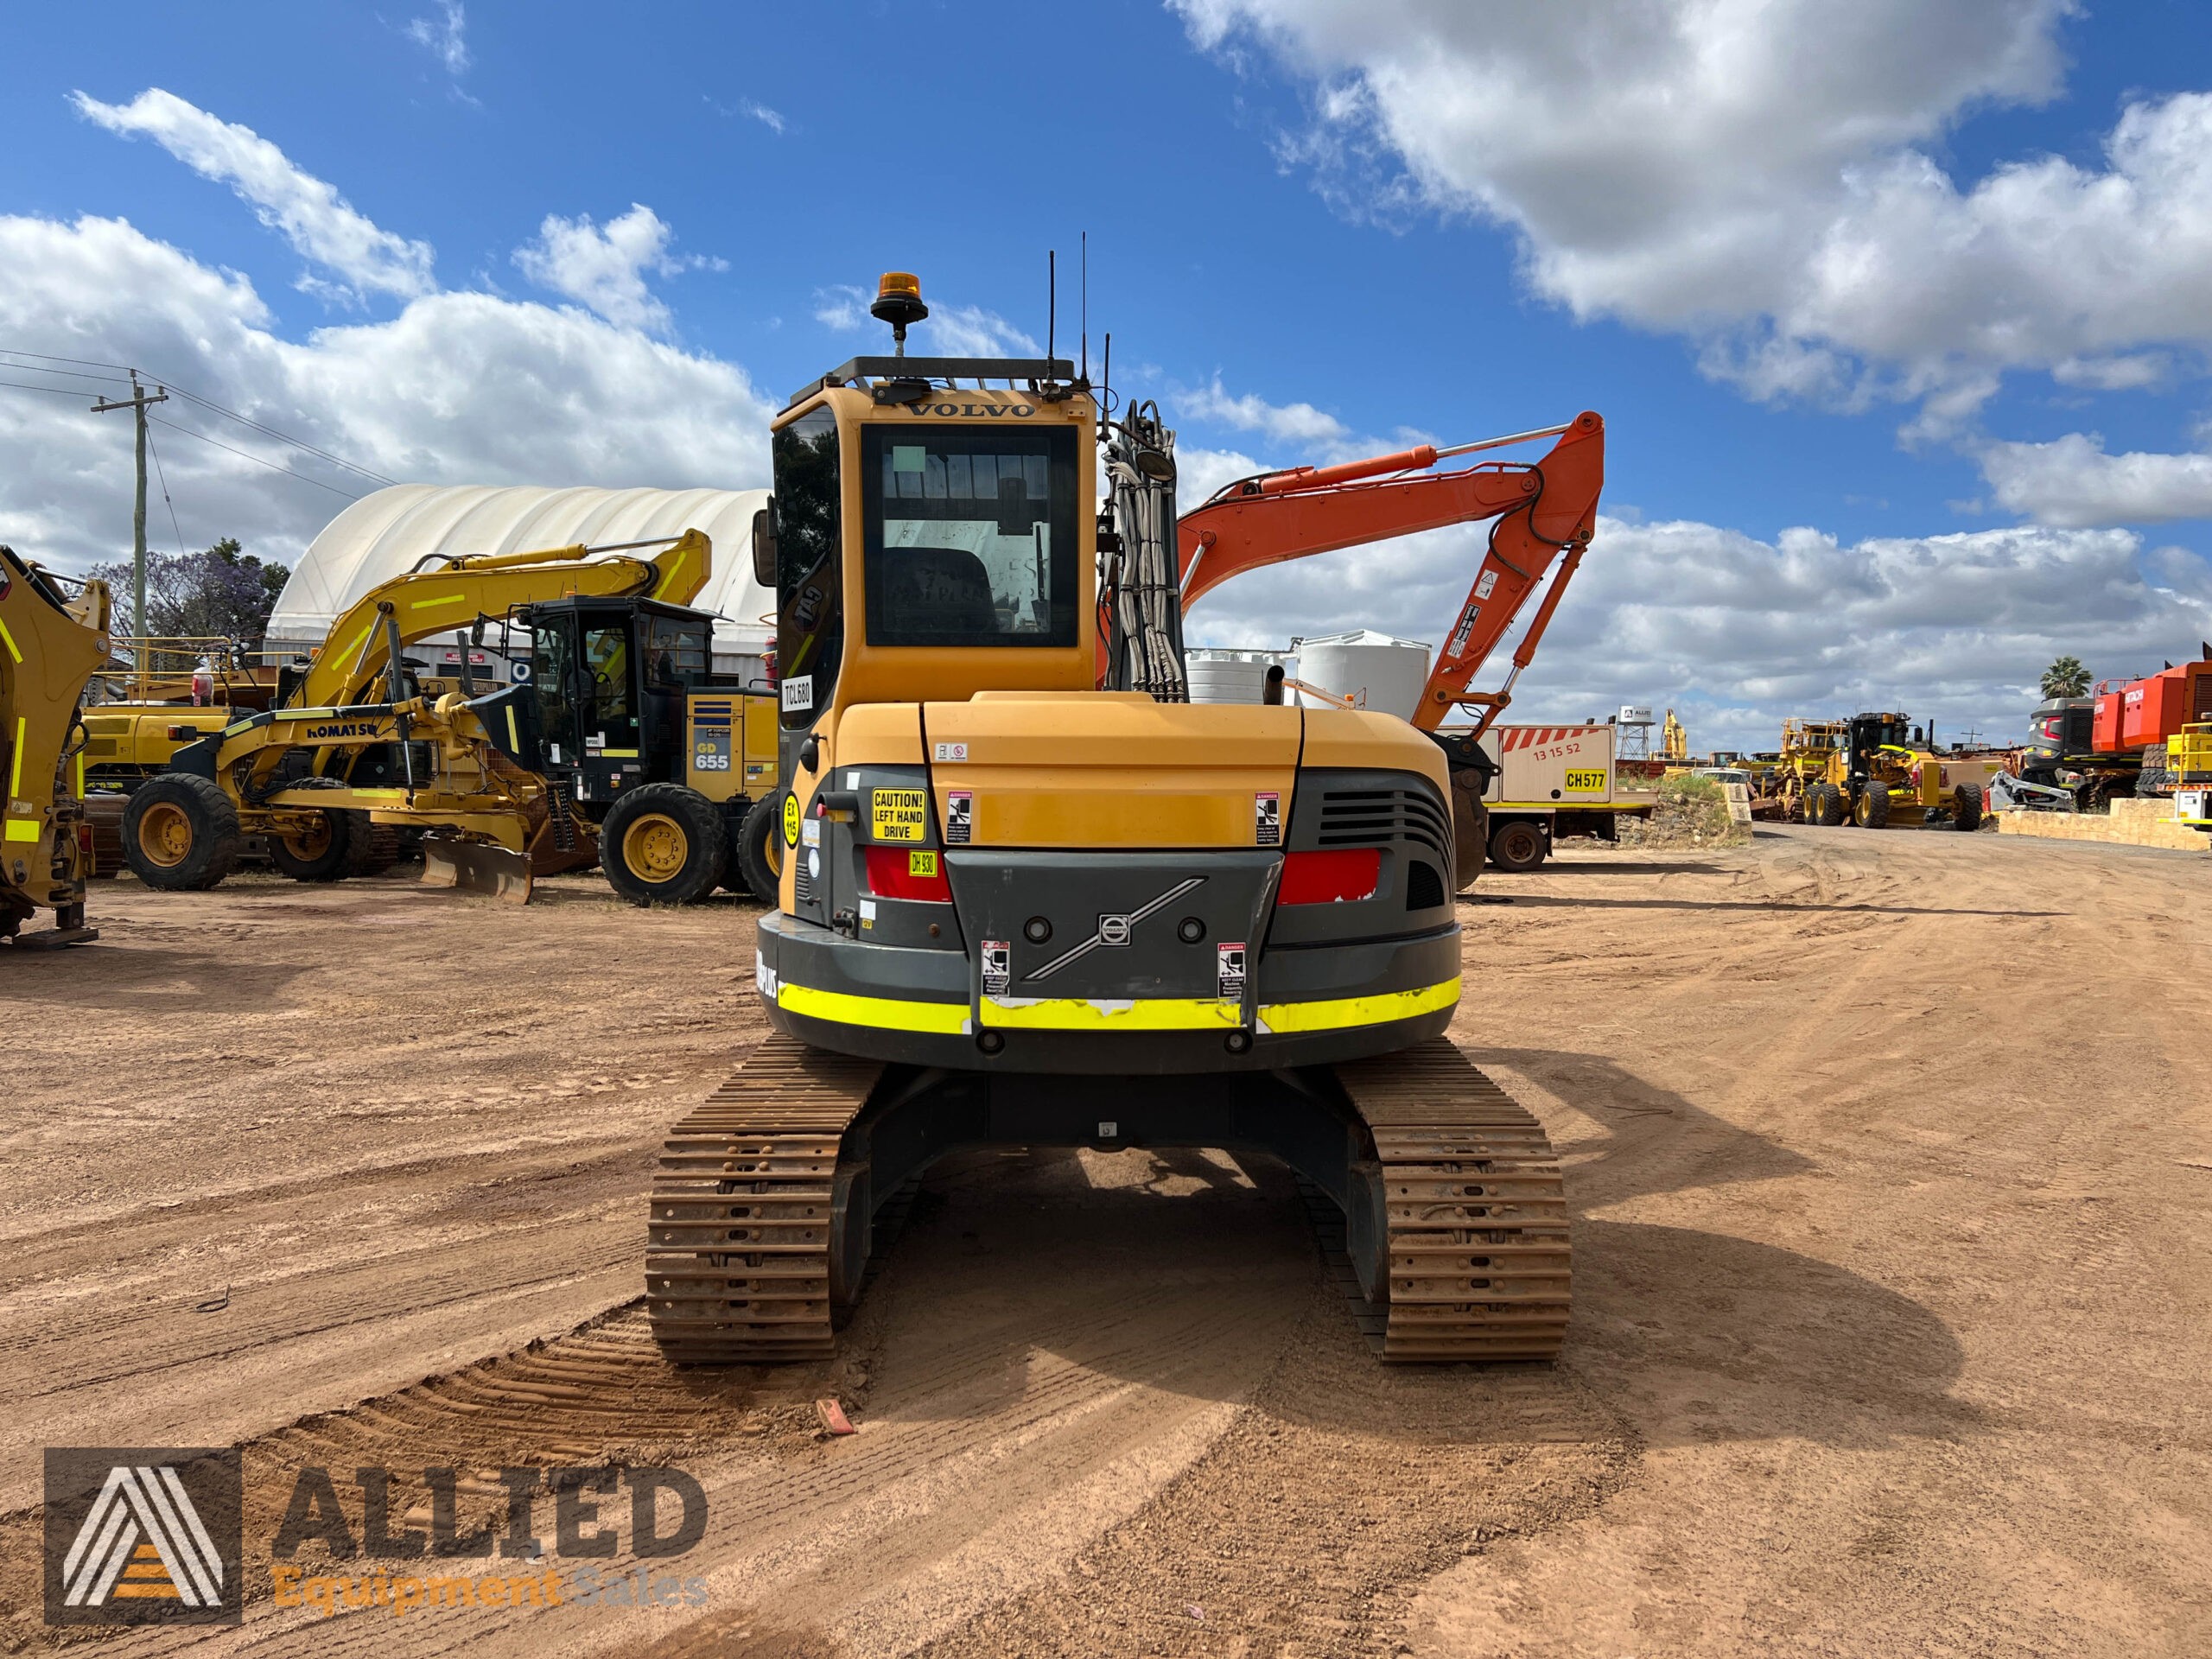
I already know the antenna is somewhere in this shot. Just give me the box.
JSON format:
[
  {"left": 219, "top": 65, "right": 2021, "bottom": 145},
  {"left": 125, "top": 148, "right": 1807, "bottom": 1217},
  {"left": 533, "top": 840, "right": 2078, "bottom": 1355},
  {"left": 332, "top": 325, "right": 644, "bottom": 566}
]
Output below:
[
  {"left": 1103, "top": 331, "right": 1112, "bottom": 419},
  {"left": 1080, "top": 231, "right": 1088, "bottom": 384},
  {"left": 1046, "top": 249, "right": 1056, "bottom": 385}
]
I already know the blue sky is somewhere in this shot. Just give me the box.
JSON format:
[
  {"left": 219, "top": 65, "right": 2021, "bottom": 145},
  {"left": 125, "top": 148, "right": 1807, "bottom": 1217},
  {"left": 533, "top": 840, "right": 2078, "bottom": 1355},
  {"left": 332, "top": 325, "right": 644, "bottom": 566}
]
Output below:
[{"left": 3, "top": 1, "right": 2210, "bottom": 746}]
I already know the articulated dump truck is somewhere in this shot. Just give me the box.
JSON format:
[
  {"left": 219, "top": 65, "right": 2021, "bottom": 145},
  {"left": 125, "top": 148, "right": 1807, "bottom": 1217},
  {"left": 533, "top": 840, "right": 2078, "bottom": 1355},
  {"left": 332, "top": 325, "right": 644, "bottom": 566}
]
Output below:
[
  {"left": 0, "top": 545, "right": 110, "bottom": 947},
  {"left": 647, "top": 273, "right": 1605, "bottom": 1365}
]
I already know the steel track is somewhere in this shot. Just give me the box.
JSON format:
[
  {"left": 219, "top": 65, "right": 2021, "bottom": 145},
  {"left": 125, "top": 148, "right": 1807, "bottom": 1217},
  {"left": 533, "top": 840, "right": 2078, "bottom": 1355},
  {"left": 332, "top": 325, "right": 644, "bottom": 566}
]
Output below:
[
  {"left": 1333, "top": 1040, "right": 1572, "bottom": 1361},
  {"left": 646, "top": 1035, "right": 1568, "bottom": 1365},
  {"left": 645, "top": 1037, "right": 882, "bottom": 1363}
]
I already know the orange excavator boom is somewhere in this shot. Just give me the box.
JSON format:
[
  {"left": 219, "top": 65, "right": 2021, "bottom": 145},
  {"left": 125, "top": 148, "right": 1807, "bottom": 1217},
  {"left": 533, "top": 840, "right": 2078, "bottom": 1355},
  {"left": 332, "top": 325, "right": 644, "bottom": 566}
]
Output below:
[{"left": 1175, "top": 410, "right": 1605, "bottom": 734}]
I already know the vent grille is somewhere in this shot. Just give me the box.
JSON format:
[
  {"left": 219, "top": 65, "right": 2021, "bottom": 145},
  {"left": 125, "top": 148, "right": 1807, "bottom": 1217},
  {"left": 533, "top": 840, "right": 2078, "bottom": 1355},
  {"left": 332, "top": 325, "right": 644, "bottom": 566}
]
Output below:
[
  {"left": 1318, "top": 786, "right": 1452, "bottom": 868},
  {"left": 2194, "top": 673, "right": 2212, "bottom": 720},
  {"left": 1405, "top": 860, "right": 1446, "bottom": 910}
]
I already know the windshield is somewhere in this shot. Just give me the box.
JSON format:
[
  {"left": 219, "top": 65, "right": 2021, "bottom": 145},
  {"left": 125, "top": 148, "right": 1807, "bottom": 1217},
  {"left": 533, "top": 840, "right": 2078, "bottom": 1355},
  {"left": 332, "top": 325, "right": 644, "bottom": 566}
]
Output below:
[{"left": 861, "top": 426, "right": 1079, "bottom": 647}]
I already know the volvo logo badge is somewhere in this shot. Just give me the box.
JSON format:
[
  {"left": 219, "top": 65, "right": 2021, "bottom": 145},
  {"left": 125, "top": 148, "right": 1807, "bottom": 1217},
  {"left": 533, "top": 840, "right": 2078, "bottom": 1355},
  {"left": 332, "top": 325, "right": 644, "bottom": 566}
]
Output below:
[{"left": 1020, "top": 877, "right": 1205, "bottom": 982}]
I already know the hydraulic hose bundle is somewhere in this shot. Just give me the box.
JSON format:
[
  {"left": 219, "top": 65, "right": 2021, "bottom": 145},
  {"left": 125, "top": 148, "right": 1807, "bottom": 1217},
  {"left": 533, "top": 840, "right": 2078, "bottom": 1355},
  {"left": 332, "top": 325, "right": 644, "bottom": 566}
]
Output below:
[{"left": 1099, "top": 402, "right": 1188, "bottom": 701}]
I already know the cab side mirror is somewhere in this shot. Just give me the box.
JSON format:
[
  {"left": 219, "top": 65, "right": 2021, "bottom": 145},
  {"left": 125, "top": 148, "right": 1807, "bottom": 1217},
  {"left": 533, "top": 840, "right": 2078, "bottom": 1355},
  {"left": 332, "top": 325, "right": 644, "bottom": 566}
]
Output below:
[{"left": 752, "top": 500, "right": 778, "bottom": 590}]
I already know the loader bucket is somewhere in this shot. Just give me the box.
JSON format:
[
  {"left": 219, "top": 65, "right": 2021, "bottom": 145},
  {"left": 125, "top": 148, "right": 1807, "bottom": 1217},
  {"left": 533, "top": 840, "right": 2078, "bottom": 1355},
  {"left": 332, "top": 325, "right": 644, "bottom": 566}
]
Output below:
[{"left": 421, "top": 836, "right": 534, "bottom": 903}]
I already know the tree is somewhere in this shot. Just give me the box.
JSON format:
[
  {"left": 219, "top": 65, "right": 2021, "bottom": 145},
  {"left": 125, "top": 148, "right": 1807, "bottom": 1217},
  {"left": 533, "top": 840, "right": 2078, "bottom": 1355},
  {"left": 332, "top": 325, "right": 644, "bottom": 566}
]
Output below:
[
  {"left": 2040, "top": 655, "right": 2091, "bottom": 699},
  {"left": 90, "top": 538, "right": 289, "bottom": 642}
]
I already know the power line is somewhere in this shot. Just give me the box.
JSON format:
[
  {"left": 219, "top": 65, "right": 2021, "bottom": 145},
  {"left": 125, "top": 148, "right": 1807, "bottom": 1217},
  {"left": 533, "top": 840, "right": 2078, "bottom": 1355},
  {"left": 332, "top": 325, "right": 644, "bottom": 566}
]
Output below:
[
  {"left": 143, "top": 423, "right": 189, "bottom": 558},
  {"left": 0, "top": 360, "right": 134, "bottom": 390},
  {"left": 0, "top": 347, "right": 136, "bottom": 377},
  {"left": 2, "top": 346, "right": 397, "bottom": 486},
  {"left": 0, "top": 378, "right": 99, "bottom": 397},
  {"left": 162, "top": 384, "right": 397, "bottom": 486},
  {"left": 148, "top": 414, "right": 362, "bottom": 499},
  {"left": 0, "top": 377, "right": 367, "bottom": 500}
]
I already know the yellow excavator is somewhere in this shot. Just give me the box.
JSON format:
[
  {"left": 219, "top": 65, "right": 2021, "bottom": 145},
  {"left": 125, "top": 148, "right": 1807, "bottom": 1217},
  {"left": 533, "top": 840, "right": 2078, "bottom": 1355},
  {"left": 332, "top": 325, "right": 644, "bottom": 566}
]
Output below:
[
  {"left": 101, "top": 531, "right": 776, "bottom": 901},
  {"left": 646, "top": 273, "right": 1599, "bottom": 1365},
  {"left": 0, "top": 545, "right": 110, "bottom": 947}
]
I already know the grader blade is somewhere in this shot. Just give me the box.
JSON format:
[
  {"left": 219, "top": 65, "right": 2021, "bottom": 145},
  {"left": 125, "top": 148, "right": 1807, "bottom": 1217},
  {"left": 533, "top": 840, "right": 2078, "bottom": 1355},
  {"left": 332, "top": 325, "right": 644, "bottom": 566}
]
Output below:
[{"left": 421, "top": 836, "right": 534, "bottom": 903}]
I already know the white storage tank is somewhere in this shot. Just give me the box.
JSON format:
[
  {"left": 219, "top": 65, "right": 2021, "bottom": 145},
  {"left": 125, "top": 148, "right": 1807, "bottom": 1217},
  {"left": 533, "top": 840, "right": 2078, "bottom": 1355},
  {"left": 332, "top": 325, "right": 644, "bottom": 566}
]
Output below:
[
  {"left": 1185, "top": 648, "right": 1289, "bottom": 704},
  {"left": 1289, "top": 629, "right": 1433, "bottom": 720}
]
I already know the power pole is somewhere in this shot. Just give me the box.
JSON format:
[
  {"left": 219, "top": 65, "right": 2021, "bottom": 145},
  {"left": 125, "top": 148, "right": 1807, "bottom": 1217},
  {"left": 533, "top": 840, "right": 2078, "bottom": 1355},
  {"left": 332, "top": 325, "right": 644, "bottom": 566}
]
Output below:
[{"left": 92, "top": 371, "right": 170, "bottom": 672}]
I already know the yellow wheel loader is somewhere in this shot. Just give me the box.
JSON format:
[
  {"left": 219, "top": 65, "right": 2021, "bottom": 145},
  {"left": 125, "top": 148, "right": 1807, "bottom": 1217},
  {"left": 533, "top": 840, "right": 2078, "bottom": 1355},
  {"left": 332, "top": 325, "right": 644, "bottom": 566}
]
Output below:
[
  {"left": 0, "top": 546, "right": 110, "bottom": 947},
  {"left": 646, "top": 275, "right": 1595, "bottom": 1366}
]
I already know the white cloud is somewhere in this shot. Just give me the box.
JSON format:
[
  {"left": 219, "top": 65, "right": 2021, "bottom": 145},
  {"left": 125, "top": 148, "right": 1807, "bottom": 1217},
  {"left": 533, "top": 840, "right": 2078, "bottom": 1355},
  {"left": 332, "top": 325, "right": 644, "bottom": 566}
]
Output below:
[
  {"left": 1174, "top": 443, "right": 1268, "bottom": 508},
  {"left": 0, "top": 214, "right": 772, "bottom": 581},
  {"left": 1171, "top": 3, "right": 2212, "bottom": 432},
  {"left": 737, "top": 99, "right": 785, "bottom": 135},
  {"left": 811, "top": 285, "right": 1040, "bottom": 357},
  {"left": 2050, "top": 355, "right": 2170, "bottom": 393},
  {"left": 917, "top": 304, "right": 1040, "bottom": 358},
  {"left": 1178, "top": 375, "right": 1349, "bottom": 448},
  {"left": 1183, "top": 503, "right": 2212, "bottom": 750},
  {"left": 71, "top": 88, "right": 435, "bottom": 302},
  {"left": 512, "top": 204, "right": 721, "bottom": 334},
  {"left": 813, "top": 283, "right": 866, "bottom": 331},
  {"left": 404, "top": 1, "right": 471, "bottom": 77},
  {"left": 1979, "top": 433, "right": 2212, "bottom": 528}
]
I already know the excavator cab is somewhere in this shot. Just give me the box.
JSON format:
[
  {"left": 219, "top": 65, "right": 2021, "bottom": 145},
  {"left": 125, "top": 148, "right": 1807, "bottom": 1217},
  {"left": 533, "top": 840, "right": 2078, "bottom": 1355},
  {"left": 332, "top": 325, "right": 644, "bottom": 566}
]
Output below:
[{"left": 645, "top": 274, "right": 1586, "bottom": 1370}]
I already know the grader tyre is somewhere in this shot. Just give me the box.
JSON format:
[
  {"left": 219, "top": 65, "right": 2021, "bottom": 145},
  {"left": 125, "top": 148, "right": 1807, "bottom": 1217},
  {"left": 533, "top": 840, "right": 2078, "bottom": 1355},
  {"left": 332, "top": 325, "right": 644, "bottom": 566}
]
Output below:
[
  {"left": 601, "top": 783, "right": 729, "bottom": 906},
  {"left": 733, "top": 791, "right": 785, "bottom": 905},
  {"left": 1854, "top": 785, "right": 1892, "bottom": 829},
  {"left": 269, "top": 807, "right": 371, "bottom": 881},
  {"left": 122, "top": 774, "right": 241, "bottom": 891},
  {"left": 1811, "top": 783, "right": 1845, "bottom": 826}
]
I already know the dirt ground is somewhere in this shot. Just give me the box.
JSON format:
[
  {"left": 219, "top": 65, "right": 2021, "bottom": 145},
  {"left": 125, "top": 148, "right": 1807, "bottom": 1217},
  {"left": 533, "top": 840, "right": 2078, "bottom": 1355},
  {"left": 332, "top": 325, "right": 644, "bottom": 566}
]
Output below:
[{"left": 3, "top": 824, "right": 2209, "bottom": 1656}]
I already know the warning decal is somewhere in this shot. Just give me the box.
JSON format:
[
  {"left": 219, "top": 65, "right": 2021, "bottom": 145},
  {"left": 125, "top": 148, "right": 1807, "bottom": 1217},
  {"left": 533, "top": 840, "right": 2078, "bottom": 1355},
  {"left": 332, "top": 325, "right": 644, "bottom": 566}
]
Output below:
[
  {"left": 982, "top": 940, "right": 1010, "bottom": 997},
  {"left": 945, "top": 790, "right": 974, "bottom": 844},
  {"left": 872, "top": 786, "right": 928, "bottom": 842},
  {"left": 1254, "top": 791, "right": 1281, "bottom": 847},
  {"left": 1217, "top": 941, "right": 1247, "bottom": 1002}
]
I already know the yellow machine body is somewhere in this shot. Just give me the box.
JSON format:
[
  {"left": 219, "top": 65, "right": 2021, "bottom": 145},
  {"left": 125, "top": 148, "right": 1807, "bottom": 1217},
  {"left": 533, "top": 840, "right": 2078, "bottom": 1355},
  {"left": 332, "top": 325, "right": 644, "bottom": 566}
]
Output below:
[
  {"left": 685, "top": 690, "right": 778, "bottom": 805},
  {"left": 759, "top": 380, "right": 1462, "bottom": 1071},
  {"left": 0, "top": 548, "right": 111, "bottom": 940}
]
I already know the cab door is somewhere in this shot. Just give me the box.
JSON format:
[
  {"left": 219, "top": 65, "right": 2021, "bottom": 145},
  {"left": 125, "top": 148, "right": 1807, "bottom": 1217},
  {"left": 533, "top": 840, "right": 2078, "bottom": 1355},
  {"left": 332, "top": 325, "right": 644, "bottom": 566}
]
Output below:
[
  {"left": 576, "top": 611, "right": 644, "bottom": 801},
  {"left": 531, "top": 611, "right": 586, "bottom": 767}
]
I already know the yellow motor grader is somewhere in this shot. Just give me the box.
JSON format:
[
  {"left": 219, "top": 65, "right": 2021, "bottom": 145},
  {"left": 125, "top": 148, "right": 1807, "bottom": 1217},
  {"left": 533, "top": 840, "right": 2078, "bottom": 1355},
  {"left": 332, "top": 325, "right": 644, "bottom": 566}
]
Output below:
[
  {"left": 0, "top": 545, "right": 110, "bottom": 947},
  {"left": 96, "top": 531, "right": 779, "bottom": 903}
]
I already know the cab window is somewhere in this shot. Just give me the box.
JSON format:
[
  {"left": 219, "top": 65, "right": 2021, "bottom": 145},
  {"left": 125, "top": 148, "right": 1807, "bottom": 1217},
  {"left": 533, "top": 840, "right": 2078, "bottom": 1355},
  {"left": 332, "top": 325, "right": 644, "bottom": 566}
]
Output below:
[
  {"left": 861, "top": 426, "right": 1078, "bottom": 647},
  {"left": 773, "top": 406, "right": 842, "bottom": 729}
]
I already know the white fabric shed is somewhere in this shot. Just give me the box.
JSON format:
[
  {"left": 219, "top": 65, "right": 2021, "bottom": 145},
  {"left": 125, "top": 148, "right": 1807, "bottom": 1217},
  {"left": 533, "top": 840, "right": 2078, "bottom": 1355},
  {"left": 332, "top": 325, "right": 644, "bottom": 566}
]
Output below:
[{"left": 267, "top": 484, "right": 774, "bottom": 667}]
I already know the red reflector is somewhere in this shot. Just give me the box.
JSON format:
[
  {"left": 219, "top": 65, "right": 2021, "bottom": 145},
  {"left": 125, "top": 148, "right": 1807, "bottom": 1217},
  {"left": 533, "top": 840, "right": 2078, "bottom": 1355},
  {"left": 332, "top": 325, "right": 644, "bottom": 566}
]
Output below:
[
  {"left": 865, "top": 845, "right": 951, "bottom": 901},
  {"left": 1278, "top": 848, "right": 1380, "bottom": 905}
]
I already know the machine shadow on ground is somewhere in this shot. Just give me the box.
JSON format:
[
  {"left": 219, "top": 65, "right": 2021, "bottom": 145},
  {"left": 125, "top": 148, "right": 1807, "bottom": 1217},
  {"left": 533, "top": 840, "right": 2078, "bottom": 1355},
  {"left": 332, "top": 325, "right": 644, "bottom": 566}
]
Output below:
[
  {"left": 0, "top": 941, "right": 310, "bottom": 1010},
  {"left": 832, "top": 1052, "right": 1967, "bottom": 1459},
  {"left": 1452, "top": 1046, "right": 1965, "bottom": 1450}
]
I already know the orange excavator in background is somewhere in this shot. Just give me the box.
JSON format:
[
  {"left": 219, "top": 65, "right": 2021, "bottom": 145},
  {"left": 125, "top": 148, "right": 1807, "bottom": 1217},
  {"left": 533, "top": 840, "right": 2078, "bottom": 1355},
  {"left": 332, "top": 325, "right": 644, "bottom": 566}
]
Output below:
[{"left": 1097, "top": 407, "right": 1605, "bottom": 883}]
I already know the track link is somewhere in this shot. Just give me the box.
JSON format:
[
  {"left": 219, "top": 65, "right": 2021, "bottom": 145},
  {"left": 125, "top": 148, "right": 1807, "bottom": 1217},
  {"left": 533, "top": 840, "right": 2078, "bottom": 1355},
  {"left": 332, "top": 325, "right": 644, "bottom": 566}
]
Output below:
[
  {"left": 1336, "top": 1039, "right": 1571, "bottom": 1362},
  {"left": 645, "top": 1037, "right": 883, "bottom": 1363}
]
